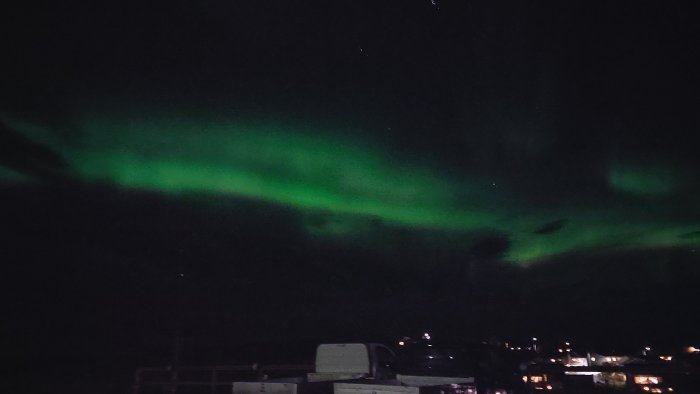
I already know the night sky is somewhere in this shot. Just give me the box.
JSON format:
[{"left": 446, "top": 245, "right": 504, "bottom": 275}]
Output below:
[{"left": 2, "top": 1, "right": 700, "bottom": 392}]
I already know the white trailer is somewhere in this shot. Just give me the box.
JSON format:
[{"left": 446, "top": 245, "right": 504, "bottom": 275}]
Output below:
[
  {"left": 334, "top": 375, "right": 476, "bottom": 394},
  {"left": 233, "top": 380, "right": 333, "bottom": 394},
  {"left": 233, "top": 343, "right": 397, "bottom": 394}
]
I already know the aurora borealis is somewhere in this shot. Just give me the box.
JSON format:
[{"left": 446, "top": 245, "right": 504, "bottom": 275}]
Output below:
[
  {"left": 3, "top": 108, "right": 699, "bottom": 263},
  {"left": 3, "top": 0, "right": 698, "bottom": 265}
]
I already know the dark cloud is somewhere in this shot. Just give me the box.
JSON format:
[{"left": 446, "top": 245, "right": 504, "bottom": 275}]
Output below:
[
  {"left": 533, "top": 219, "right": 567, "bottom": 235},
  {"left": 0, "top": 120, "right": 67, "bottom": 178},
  {"left": 679, "top": 230, "right": 700, "bottom": 239}
]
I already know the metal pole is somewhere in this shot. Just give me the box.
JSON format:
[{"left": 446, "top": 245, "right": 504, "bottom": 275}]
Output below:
[
  {"left": 132, "top": 368, "right": 142, "bottom": 394},
  {"left": 170, "top": 254, "right": 186, "bottom": 394}
]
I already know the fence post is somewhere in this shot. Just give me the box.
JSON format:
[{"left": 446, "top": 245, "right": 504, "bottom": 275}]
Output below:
[{"left": 169, "top": 367, "right": 179, "bottom": 394}]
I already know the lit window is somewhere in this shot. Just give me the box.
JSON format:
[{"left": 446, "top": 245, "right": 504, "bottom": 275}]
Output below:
[{"left": 634, "top": 375, "right": 661, "bottom": 385}]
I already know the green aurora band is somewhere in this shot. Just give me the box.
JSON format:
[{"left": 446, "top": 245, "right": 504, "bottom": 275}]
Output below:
[
  {"left": 609, "top": 161, "right": 692, "bottom": 197},
  {"left": 3, "top": 111, "right": 700, "bottom": 263}
]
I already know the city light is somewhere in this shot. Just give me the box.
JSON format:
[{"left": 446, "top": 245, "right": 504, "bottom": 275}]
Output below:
[
  {"left": 634, "top": 375, "right": 661, "bottom": 385},
  {"left": 529, "top": 375, "right": 544, "bottom": 383},
  {"left": 565, "top": 357, "right": 588, "bottom": 367}
]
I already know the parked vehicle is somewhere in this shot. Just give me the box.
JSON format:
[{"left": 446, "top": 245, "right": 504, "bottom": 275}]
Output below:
[
  {"left": 233, "top": 343, "right": 397, "bottom": 394},
  {"left": 233, "top": 343, "right": 478, "bottom": 394}
]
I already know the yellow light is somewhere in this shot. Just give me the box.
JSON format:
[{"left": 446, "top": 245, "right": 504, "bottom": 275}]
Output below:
[
  {"left": 651, "top": 389, "right": 662, "bottom": 394},
  {"left": 546, "top": 385, "right": 553, "bottom": 390},
  {"left": 643, "top": 387, "right": 650, "bottom": 392},
  {"left": 634, "top": 375, "right": 661, "bottom": 385}
]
